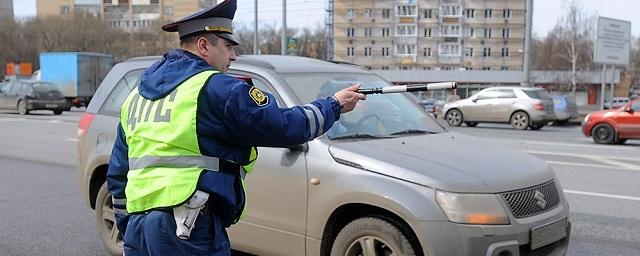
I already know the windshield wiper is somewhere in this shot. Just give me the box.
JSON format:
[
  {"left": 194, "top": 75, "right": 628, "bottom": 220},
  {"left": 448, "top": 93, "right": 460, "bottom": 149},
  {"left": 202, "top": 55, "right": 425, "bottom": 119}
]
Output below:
[
  {"left": 389, "top": 129, "right": 437, "bottom": 136},
  {"left": 331, "top": 133, "right": 389, "bottom": 140}
]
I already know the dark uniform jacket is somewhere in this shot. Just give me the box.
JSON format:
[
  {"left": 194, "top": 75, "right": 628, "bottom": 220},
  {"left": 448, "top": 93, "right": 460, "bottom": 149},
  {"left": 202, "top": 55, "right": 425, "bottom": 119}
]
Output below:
[{"left": 107, "top": 49, "right": 341, "bottom": 235}]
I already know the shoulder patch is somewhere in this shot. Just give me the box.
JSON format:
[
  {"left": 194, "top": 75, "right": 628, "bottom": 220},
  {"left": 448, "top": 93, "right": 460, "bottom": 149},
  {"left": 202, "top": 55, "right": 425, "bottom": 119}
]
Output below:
[{"left": 249, "top": 86, "right": 269, "bottom": 106}]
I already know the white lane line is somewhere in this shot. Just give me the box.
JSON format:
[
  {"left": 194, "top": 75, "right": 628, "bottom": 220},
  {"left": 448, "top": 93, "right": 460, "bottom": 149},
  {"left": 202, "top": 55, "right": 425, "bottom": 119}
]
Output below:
[
  {"left": 514, "top": 139, "right": 618, "bottom": 150},
  {"left": 66, "top": 138, "right": 78, "bottom": 142},
  {"left": 545, "top": 160, "right": 630, "bottom": 170},
  {"left": 564, "top": 189, "right": 640, "bottom": 202},
  {"left": 524, "top": 150, "right": 640, "bottom": 162}
]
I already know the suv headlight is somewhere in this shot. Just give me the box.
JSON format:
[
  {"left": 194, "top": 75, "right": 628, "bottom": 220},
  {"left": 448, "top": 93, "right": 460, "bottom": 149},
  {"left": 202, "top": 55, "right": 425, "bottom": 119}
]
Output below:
[{"left": 436, "top": 190, "right": 510, "bottom": 225}]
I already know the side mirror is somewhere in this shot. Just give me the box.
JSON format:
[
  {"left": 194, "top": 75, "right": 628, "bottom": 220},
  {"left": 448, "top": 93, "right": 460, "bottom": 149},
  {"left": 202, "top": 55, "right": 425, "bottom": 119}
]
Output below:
[
  {"left": 287, "top": 143, "right": 308, "bottom": 153},
  {"left": 625, "top": 107, "right": 634, "bottom": 114},
  {"left": 471, "top": 97, "right": 478, "bottom": 103}
]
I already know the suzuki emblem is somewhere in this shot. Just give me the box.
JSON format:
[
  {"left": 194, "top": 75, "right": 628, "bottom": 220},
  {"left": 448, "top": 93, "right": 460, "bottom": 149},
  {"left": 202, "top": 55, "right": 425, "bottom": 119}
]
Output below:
[{"left": 534, "top": 190, "right": 547, "bottom": 209}]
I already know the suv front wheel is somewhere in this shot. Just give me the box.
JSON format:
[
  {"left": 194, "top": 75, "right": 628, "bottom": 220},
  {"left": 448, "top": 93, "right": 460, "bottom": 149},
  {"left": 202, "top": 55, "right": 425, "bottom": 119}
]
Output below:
[
  {"left": 96, "top": 183, "right": 124, "bottom": 255},
  {"left": 330, "top": 217, "right": 418, "bottom": 256}
]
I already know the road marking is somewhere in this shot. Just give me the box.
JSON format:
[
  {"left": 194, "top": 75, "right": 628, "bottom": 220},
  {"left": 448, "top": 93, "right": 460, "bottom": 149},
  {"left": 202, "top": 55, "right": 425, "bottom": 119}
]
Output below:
[
  {"left": 545, "top": 160, "right": 632, "bottom": 170},
  {"left": 66, "top": 138, "right": 78, "bottom": 142},
  {"left": 525, "top": 150, "right": 640, "bottom": 163},
  {"left": 564, "top": 189, "right": 640, "bottom": 202},
  {"left": 514, "top": 139, "right": 619, "bottom": 150}
]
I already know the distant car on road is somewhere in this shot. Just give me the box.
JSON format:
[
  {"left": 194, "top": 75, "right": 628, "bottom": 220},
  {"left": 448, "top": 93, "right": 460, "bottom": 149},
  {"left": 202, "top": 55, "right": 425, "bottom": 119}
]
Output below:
[
  {"left": 443, "top": 86, "right": 556, "bottom": 130},
  {"left": 551, "top": 95, "right": 578, "bottom": 125},
  {"left": 77, "top": 55, "right": 571, "bottom": 256},
  {"left": 0, "top": 79, "right": 68, "bottom": 115},
  {"left": 582, "top": 99, "right": 640, "bottom": 144},
  {"left": 604, "top": 97, "right": 630, "bottom": 109}
]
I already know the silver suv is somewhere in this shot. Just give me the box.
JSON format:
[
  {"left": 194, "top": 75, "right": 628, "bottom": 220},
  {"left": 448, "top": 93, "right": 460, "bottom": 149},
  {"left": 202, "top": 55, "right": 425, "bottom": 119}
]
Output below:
[
  {"left": 77, "top": 56, "right": 571, "bottom": 256},
  {"left": 443, "top": 86, "right": 556, "bottom": 130}
]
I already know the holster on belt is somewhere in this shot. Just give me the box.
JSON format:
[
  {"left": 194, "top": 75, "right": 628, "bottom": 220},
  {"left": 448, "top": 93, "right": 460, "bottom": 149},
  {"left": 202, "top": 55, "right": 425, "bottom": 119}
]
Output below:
[{"left": 173, "top": 190, "right": 209, "bottom": 240}]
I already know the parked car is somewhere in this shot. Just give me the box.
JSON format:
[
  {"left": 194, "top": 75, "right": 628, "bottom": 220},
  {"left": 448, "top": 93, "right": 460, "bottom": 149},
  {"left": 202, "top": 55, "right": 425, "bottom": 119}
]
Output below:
[
  {"left": 603, "top": 97, "right": 630, "bottom": 109},
  {"left": 581, "top": 99, "right": 640, "bottom": 144},
  {"left": 0, "top": 79, "right": 68, "bottom": 115},
  {"left": 551, "top": 95, "right": 578, "bottom": 125},
  {"left": 405, "top": 93, "right": 440, "bottom": 117},
  {"left": 77, "top": 55, "right": 571, "bottom": 256},
  {"left": 443, "top": 86, "right": 556, "bottom": 130}
]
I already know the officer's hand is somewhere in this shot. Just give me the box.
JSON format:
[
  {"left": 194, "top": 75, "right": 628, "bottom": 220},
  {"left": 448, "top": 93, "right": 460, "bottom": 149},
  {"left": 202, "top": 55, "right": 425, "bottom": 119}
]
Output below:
[{"left": 334, "top": 84, "right": 366, "bottom": 113}]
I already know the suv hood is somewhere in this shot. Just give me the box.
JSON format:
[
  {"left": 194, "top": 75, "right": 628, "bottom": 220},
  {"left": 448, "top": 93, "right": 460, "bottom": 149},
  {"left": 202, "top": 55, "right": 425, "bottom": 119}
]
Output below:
[{"left": 328, "top": 132, "right": 553, "bottom": 193}]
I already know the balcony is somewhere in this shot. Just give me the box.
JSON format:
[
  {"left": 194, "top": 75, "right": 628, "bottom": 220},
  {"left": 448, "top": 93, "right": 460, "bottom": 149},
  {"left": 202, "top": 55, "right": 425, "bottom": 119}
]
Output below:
[{"left": 438, "top": 55, "right": 462, "bottom": 64}]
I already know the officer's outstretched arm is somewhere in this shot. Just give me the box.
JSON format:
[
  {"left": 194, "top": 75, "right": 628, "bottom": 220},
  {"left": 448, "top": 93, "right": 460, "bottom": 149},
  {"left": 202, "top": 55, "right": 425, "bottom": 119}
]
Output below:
[{"left": 221, "top": 79, "right": 344, "bottom": 147}]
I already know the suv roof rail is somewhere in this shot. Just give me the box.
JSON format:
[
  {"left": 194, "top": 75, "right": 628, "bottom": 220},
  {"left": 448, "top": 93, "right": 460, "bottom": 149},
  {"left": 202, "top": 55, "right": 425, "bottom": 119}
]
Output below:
[{"left": 327, "top": 60, "right": 366, "bottom": 69}]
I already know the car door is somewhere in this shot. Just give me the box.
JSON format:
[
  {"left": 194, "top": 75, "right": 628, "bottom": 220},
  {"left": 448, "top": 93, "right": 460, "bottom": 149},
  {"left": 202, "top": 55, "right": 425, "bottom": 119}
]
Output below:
[
  {"left": 465, "top": 89, "right": 498, "bottom": 121},
  {"left": 225, "top": 71, "right": 309, "bottom": 256},
  {"left": 0, "top": 82, "right": 11, "bottom": 109},
  {"left": 6, "top": 82, "right": 23, "bottom": 109},
  {"left": 617, "top": 100, "right": 640, "bottom": 138},
  {"left": 491, "top": 89, "right": 517, "bottom": 122}
]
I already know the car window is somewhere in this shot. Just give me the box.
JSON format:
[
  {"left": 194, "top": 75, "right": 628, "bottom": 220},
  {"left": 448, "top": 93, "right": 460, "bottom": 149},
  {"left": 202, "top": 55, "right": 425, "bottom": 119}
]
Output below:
[
  {"left": 99, "top": 69, "right": 143, "bottom": 116},
  {"left": 522, "top": 89, "right": 551, "bottom": 100},
  {"left": 32, "top": 82, "right": 59, "bottom": 92},
  {"left": 631, "top": 101, "right": 640, "bottom": 112},
  {"left": 476, "top": 90, "right": 498, "bottom": 100},
  {"left": 496, "top": 89, "right": 516, "bottom": 98},
  {"left": 10, "top": 83, "right": 24, "bottom": 92}
]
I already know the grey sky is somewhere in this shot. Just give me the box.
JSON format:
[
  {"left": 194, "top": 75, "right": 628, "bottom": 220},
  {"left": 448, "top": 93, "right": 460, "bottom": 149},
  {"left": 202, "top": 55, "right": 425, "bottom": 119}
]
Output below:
[{"left": 12, "top": 0, "right": 640, "bottom": 38}]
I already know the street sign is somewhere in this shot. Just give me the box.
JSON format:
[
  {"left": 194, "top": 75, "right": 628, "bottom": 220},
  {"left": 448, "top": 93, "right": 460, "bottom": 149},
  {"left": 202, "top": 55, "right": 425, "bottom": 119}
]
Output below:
[
  {"left": 594, "top": 17, "right": 631, "bottom": 66},
  {"left": 287, "top": 37, "right": 298, "bottom": 56}
]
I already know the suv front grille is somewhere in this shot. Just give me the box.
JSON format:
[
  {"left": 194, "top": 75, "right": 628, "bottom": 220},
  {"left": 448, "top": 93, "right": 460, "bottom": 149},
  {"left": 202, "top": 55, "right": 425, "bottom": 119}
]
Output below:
[{"left": 500, "top": 181, "right": 560, "bottom": 218}]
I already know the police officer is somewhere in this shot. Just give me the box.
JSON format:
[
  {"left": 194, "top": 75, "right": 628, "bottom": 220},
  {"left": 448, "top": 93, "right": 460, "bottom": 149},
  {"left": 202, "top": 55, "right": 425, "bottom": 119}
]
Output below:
[{"left": 106, "top": 0, "right": 365, "bottom": 255}]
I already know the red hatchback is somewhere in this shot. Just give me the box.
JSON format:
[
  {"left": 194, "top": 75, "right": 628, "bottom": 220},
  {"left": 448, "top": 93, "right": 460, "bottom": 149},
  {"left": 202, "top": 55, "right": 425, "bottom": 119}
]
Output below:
[{"left": 582, "top": 99, "right": 640, "bottom": 144}]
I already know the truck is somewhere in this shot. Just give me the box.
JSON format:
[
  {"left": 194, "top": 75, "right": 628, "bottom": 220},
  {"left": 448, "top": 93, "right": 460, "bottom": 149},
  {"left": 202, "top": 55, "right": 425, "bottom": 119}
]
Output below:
[{"left": 39, "top": 52, "right": 114, "bottom": 107}]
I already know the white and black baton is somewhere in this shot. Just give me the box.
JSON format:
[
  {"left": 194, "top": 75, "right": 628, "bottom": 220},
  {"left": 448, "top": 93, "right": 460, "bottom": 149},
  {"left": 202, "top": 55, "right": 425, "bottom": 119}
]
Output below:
[{"left": 357, "top": 82, "right": 457, "bottom": 94}]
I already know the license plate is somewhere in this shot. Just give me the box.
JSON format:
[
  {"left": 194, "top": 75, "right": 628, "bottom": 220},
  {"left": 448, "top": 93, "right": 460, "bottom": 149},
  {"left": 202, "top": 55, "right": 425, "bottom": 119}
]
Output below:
[
  {"left": 46, "top": 104, "right": 58, "bottom": 108},
  {"left": 530, "top": 217, "right": 568, "bottom": 250}
]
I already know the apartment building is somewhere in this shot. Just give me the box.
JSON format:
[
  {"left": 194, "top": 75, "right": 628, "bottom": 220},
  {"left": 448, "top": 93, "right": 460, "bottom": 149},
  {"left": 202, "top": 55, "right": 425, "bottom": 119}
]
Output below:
[
  {"left": 331, "top": 0, "right": 525, "bottom": 70},
  {"left": 36, "top": 0, "right": 216, "bottom": 32},
  {"left": 0, "top": 0, "right": 13, "bottom": 20}
]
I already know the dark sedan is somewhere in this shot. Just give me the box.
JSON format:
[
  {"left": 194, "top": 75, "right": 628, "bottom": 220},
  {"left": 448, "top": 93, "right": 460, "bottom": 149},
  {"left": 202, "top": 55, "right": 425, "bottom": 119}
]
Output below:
[{"left": 0, "top": 80, "right": 68, "bottom": 115}]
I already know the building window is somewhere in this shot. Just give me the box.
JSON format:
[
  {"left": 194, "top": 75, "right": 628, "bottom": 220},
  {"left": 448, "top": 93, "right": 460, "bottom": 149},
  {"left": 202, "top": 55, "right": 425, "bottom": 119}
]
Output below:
[
  {"left": 60, "top": 6, "right": 70, "bottom": 14},
  {"left": 164, "top": 6, "right": 173, "bottom": 16},
  {"left": 501, "top": 48, "right": 510, "bottom": 57},
  {"left": 382, "top": 27, "right": 390, "bottom": 37},
  {"left": 501, "top": 66, "right": 509, "bottom": 70},
  {"left": 483, "top": 47, "right": 492, "bottom": 57},
  {"left": 396, "top": 44, "right": 416, "bottom": 55},
  {"left": 483, "top": 67, "right": 491, "bottom": 70},
  {"left": 347, "top": 9, "right": 355, "bottom": 20},
  {"left": 465, "top": 47, "right": 473, "bottom": 57},
  {"left": 484, "top": 28, "right": 492, "bottom": 38},
  {"left": 364, "top": 8, "right": 373, "bottom": 18},
  {"left": 484, "top": 9, "right": 492, "bottom": 18},
  {"left": 441, "top": 25, "right": 461, "bottom": 37},
  {"left": 382, "top": 47, "right": 390, "bottom": 56},
  {"left": 503, "top": 9, "right": 512, "bottom": 18},
  {"left": 466, "top": 67, "right": 473, "bottom": 70},
  {"left": 466, "top": 8, "right": 475, "bottom": 18},
  {"left": 502, "top": 28, "right": 510, "bottom": 38},
  {"left": 347, "top": 47, "right": 355, "bottom": 56},
  {"left": 364, "top": 47, "right": 372, "bottom": 56},
  {"left": 347, "top": 27, "right": 355, "bottom": 37},
  {"left": 439, "top": 43, "right": 461, "bottom": 56},
  {"left": 396, "top": 25, "right": 417, "bottom": 36},
  {"left": 399, "top": 66, "right": 412, "bottom": 70},
  {"left": 467, "top": 28, "right": 475, "bottom": 37},
  {"left": 424, "top": 28, "right": 432, "bottom": 37},
  {"left": 382, "top": 66, "right": 390, "bottom": 70},
  {"left": 396, "top": 5, "right": 416, "bottom": 16},
  {"left": 364, "top": 27, "right": 372, "bottom": 37},
  {"left": 424, "top": 9, "right": 432, "bottom": 18},
  {"left": 382, "top": 9, "right": 391, "bottom": 18},
  {"left": 423, "top": 47, "right": 432, "bottom": 57},
  {"left": 441, "top": 5, "right": 461, "bottom": 16}
]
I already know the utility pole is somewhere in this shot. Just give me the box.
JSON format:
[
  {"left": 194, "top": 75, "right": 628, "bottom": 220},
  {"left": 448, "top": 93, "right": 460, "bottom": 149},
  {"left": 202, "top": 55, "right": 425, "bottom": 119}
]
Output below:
[
  {"left": 281, "top": 0, "right": 287, "bottom": 55},
  {"left": 521, "top": 0, "right": 533, "bottom": 87},
  {"left": 254, "top": 0, "right": 258, "bottom": 54}
]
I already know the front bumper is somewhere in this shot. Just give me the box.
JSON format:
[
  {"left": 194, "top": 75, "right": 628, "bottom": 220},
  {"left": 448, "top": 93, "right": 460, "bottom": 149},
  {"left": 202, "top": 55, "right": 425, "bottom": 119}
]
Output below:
[{"left": 417, "top": 203, "right": 570, "bottom": 256}]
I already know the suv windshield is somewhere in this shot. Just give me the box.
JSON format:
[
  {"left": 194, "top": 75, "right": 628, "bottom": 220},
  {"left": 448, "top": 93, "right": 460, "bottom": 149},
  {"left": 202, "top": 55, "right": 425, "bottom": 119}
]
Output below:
[{"left": 281, "top": 73, "right": 445, "bottom": 139}]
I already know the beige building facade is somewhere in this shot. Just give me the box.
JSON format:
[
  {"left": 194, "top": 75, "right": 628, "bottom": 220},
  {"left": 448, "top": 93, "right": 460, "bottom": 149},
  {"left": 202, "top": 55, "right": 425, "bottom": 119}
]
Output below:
[
  {"left": 332, "top": 0, "right": 526, "bottom": 70},
  {"left": 36, "top": 0, "right": 216, "bottom": 32}
]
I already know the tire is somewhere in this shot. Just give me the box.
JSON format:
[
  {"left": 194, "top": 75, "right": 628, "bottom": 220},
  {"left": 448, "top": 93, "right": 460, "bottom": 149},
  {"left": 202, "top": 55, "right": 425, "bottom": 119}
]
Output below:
[
  {"left": 529, "top": 123, "right": 544, "bottom": 130},
  {"left": 510, "top": 111, "right": 529, "bottom": 130},
  {"left": 591, "top": 123, "right": 616, "bottom": 144},
  {"left": 330, "top": 217, "right": 417, "bottom": 256},
  {"left": 53, "top": 110, "right": 63, "bottom": 115},
  {"left": 446, "top": 109, "right": 463, "bottom": 127},
  {"left": 464, "top": 121, "right": 478, "bottom": 127},
  {"left": 17, "top": 100, "right": 29, "bottom": 115},
  {"left": 96, "top": 183, "right": 124, "bottom": 255}
]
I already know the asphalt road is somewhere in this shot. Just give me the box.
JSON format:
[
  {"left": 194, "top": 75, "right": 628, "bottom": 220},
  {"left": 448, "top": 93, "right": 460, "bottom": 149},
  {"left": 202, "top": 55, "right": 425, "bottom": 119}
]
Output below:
[{"left": 0, "top": 110, "right": 639, "bottom": 255}]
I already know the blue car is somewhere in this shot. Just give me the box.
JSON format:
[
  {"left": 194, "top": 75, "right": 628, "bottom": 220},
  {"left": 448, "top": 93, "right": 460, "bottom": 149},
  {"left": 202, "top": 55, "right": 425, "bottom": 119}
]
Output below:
[{"left": 551, "top": 95, "right": 578, "bottom": 125}]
